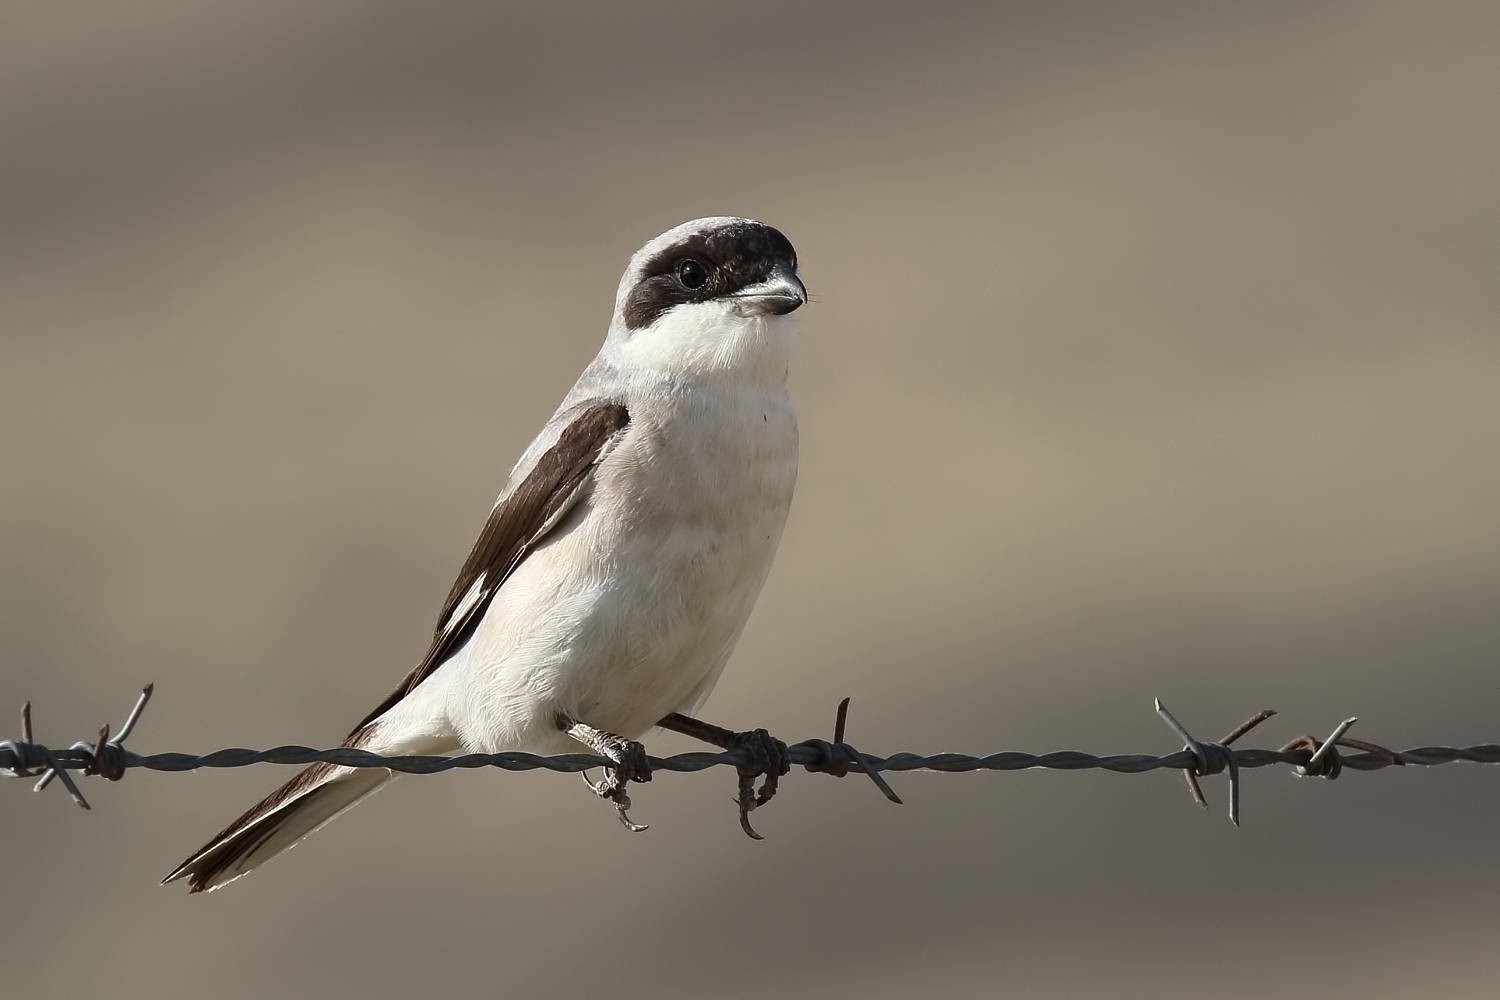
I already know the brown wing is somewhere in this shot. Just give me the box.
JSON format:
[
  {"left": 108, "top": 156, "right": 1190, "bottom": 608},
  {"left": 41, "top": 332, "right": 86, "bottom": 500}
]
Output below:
[
  {"left": 163, "top": 401, "right": 630, "bottom": 891},
  {"left": 348, "top": 400, "right": 630, "bottom": 735}
]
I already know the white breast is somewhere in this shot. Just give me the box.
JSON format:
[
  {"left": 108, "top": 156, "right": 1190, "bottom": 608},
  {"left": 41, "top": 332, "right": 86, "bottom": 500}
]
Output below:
[{"left": 444, "top": 318, "right": 799, "bottom": 754}]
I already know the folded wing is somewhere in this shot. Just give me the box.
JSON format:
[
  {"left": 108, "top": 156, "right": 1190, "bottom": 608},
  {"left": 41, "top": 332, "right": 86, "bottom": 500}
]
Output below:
[{"left": 163, "top": 400, "right": 631, "bottom": 892}]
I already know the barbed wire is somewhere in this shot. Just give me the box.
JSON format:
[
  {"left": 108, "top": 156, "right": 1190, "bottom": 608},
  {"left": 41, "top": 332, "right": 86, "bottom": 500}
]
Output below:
[{"left": 4, "top": 686, "right": 1500, "bottom": 827}]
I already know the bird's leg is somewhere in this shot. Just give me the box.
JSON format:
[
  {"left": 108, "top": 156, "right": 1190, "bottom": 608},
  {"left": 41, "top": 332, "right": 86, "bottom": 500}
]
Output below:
[
  {"left": 658, "top": 712, "right": 790, "bottom": 840},
  {"left": 559, "top": 716, "right": 651, "bottom": 832}
]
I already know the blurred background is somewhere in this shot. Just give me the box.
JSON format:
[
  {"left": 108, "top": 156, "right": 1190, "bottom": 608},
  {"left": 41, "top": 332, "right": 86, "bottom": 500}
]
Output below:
[{"left": 3, "top": 2, "right": 1500, "bottom": 997}]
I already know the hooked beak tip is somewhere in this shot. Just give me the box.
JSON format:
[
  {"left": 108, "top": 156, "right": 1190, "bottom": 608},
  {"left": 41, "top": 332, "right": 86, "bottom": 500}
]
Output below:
[{"left": 734, "top": 267, "right": 807, "bottom": 316}]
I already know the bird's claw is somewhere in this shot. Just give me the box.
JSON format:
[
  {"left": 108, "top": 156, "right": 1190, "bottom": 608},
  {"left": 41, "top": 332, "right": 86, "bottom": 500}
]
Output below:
[
  {"left": 578, "top": 734, "right": 651, "bottom": 833},
  {"left": 728, "top": 728, "right": 790, "bottom": 840}
]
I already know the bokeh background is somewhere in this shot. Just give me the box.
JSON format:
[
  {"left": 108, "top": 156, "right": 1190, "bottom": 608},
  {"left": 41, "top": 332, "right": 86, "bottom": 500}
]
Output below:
[{"left": 4, "top": 2, "right": 1500, "bottom": 997}]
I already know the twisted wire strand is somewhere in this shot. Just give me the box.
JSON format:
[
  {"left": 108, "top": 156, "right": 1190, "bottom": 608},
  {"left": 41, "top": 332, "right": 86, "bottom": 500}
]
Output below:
[
  {"left": 6, "top": 687, "right": 1500, "bottom": 825},
  {"left": 6, "top": 740, "right": 1500, "bottom": 778}
]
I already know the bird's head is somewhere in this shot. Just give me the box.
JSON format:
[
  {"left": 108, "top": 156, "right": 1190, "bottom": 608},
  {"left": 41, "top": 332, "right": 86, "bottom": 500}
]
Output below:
[{"left": 606, "top": 217, "right": 805, "bottom": 383}]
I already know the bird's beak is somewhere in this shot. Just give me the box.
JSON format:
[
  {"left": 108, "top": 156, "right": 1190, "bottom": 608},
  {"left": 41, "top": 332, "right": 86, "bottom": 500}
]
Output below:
[{"left": 731, "top": 264, "right": 807, "bottom": 316}]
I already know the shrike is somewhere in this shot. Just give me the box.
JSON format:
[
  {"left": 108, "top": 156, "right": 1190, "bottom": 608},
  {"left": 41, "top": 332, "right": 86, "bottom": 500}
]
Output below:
[{"left": 165, "top": 217, "right": 806, "bottom": 893}]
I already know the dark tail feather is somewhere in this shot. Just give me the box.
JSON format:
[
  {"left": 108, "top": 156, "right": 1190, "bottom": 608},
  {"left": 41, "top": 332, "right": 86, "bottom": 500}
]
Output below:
[{"left": 163, "top": 760, "right": 391, "bottom": 893}]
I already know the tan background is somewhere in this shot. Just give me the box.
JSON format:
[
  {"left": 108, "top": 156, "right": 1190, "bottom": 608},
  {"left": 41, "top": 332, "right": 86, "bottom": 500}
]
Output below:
[{"left": 4, "top": 2, "right": 1500, "bottom": 997}]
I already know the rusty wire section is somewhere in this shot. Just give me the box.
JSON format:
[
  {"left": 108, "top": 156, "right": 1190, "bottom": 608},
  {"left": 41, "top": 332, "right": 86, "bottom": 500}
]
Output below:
[{"left": 4, "top": 686, "right": 1500, "bottom": 824}]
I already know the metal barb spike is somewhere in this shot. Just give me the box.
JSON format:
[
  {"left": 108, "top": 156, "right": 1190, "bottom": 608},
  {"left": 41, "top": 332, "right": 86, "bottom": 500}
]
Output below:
[
  {"left": 20, "top": 702, "right": 91, "bottom": 809},
  {"left": 1222, "top": 710, "right": 1278, "bottom": 746},
  {"left": 115, "top": 684, "right": 154, "bottom": 744},
  {"left": 1154, "top": 699, "right": 1255, "bottom": 827},
  {"left": 1303, "top": 717, "right": 1358, "bottom": 774},
  {"left": 829, "top": 698, "right": 903, "bottom": 805}
]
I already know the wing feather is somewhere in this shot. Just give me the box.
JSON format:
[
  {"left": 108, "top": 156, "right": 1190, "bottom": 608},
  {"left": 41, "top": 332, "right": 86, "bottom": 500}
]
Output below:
[{"left": 348, "top": 400, "right": 629, "bottom": 734}]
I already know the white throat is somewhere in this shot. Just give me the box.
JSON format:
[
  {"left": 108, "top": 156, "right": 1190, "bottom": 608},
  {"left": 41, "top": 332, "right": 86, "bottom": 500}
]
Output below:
[{"left": 605, "top": 301, "right": 798, "bottom": 388}]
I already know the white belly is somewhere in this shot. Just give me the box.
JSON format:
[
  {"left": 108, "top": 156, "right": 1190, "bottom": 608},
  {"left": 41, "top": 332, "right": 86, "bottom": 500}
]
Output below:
[{"left": 443, "top": 381, "right": 797, "bottom": 754}]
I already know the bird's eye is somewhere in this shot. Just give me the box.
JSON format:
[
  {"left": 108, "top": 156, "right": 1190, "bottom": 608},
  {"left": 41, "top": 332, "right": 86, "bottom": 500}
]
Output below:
[{"left": 676, "top": 258, "right": 708, "bottom": 290}]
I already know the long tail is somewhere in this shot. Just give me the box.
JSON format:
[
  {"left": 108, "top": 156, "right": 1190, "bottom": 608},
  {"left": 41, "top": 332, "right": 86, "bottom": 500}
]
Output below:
[{"left": 162, "top": 760, "right": 392, "bottom": 893}]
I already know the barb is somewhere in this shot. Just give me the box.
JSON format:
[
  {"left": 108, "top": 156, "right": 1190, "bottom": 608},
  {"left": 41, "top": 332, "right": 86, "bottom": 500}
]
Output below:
[
  {"left": 1279, "top": 716, "right": 1400, "bottom": 780},
  {"left": 798, "top": 697, "right": 904, "bottom": 804},
  {"left": 34, "top": 684, "right": 153, "bottom": 793},
  {"left": 4, "top": 688, "right": 1500, "bottom": 830},
  {"left": 1154, "top": 700, "right": 1276, "bottom": 826},
  {"left": 4, "top": 700, "right": 92, "bottom": 808}
]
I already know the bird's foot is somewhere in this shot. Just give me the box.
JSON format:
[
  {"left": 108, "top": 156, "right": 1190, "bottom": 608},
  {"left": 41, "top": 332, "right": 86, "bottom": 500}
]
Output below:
[
  {"left": 656, "top": 713, "right": 789, "bottom": 839},
  {"left": 562, "top": 718, "right": 651, "bottom": 832},
  {"left": 727, "top": 727, "right": 791, "bottom": 840}
]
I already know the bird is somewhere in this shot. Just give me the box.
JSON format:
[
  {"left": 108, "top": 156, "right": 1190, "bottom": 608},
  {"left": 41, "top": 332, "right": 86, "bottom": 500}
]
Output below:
[{"left": 164, "top": 217, "right": 807, "bottom": 893}]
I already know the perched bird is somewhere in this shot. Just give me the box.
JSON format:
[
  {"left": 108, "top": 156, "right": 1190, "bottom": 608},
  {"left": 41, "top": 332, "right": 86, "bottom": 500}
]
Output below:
[{"left": 164, "top": 217, "right": 806, "bottom": 893}]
